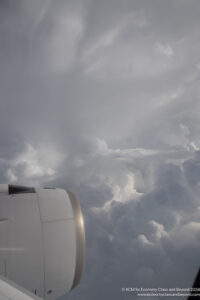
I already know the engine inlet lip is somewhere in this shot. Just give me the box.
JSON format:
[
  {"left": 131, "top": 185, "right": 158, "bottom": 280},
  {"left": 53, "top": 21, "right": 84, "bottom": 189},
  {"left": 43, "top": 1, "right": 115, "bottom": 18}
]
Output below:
[{"left": 66, "top": 190, "right": 85, "bottom": 290}]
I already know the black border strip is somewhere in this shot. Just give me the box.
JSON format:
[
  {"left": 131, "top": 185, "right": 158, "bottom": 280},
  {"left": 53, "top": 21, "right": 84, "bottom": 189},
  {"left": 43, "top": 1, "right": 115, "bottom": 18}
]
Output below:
[
  {"left": 188, "top": 268, "right": 200, "bottom": 299},
  {"left": 66, "top": 190, "right": 85, "bottom": 290}
]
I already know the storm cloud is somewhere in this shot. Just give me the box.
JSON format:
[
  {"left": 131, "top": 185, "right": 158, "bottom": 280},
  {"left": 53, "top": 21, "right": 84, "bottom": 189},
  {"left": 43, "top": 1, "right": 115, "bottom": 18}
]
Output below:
[{"left": 0, "top": 1, "right": 200, "bottom": 299}]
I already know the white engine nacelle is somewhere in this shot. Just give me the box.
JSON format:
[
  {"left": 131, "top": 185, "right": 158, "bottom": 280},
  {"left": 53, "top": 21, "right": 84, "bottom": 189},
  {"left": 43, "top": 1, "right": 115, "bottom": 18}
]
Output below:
[{"left": 0, "top": 184, "right": 85, "bottom": 299}]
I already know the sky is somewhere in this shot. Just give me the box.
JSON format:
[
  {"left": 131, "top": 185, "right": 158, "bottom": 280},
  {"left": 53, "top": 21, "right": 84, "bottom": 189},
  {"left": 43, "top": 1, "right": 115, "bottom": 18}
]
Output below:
[{"left": 0, "top": 0, "right": 200, "bottom": 299}]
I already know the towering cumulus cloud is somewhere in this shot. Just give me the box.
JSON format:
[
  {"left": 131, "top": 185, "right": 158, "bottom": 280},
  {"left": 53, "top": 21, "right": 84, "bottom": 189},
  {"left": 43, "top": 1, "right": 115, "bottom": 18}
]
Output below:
[{"left": 0, "top": 0, "right": 200, "bottom": 299}]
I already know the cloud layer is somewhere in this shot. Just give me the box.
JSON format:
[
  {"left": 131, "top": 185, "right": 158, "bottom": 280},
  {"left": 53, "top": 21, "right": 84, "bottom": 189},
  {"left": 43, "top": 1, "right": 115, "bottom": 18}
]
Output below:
[{"left": 0, "top": 1, "right": 200, "bottom": 299}]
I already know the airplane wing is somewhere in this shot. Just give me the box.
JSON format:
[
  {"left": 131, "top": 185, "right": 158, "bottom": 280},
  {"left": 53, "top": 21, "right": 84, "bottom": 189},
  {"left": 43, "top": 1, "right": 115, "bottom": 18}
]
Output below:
[{"left": 0, "top": 275, "right": 43, "bottom": 300}]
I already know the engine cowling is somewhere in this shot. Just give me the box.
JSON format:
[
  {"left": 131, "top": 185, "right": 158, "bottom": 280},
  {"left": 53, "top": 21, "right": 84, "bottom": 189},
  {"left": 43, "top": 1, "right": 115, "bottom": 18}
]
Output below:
[{"left": 0, "top": 184, "right": 85, "bottom": 299}]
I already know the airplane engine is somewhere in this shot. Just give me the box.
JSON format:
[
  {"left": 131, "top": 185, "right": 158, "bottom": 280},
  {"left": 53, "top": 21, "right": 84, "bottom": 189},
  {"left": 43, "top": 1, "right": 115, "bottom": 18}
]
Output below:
[{"left": 0, "top": 184, "right": 85, "bottom": 300}]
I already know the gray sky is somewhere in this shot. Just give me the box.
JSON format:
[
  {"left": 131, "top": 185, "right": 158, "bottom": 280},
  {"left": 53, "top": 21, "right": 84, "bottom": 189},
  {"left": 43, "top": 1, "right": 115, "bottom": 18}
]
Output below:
[{"left": 1, "top": 0, "right": 200, "bottom": 299}]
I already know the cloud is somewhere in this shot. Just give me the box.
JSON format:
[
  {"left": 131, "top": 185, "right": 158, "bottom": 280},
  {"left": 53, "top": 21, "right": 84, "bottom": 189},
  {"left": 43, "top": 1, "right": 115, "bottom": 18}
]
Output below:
[
  {"left": 82, "top": 33, "right": 176, "bottom": 80},
  {"left": 0, "top": 1, "right": 200, "bottom": 300},
  {"left": 5, "top": 143, "right": 66, "bottom": 186},
  {"left": 53, "top": 139, "right": 200, "bottom": 299},
  {"left": 42, "top": 5, "right": 85, "bottom": 73},
  {"left": 155, "top": 43, "right": 174, "bottom": 57}
]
